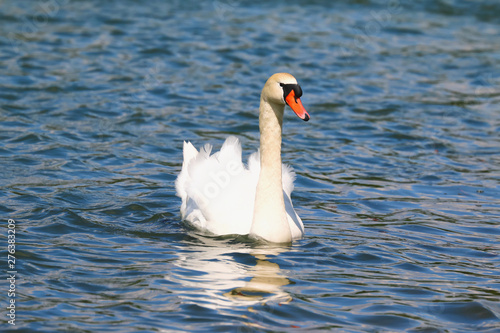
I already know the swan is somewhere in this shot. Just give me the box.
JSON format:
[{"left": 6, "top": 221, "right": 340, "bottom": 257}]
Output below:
[{"left": 175, "top": 73, "right": 310, "bottom": 243}]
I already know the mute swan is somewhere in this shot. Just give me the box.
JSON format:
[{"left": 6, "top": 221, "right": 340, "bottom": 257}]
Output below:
[{"left": 176, "top": 73, "right": 310, "bottom": 243}]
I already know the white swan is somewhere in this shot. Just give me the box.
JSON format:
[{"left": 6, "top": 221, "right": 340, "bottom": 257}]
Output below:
[{"left": 176, "top": 73, "right": 310, "bottom": 243}]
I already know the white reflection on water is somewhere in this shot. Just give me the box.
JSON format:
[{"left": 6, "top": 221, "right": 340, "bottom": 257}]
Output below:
[{"left": 166, "top": 236, "right": 291, "bottom": 309}]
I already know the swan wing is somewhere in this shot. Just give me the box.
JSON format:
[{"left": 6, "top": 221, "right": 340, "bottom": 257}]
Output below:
[
  {"left": 176, "top": 136, "right": 257, "bottom": 235},
  {"left": 284, "top": 190, "right": 304, "bottom": 240},
  {"left": 282, "top": 163, "right": 304, "bottom": 239}
]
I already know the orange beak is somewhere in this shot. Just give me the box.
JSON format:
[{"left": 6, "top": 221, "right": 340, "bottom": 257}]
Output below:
[{"left": 285, "top": 90, "right": 310, "bottom": 121}]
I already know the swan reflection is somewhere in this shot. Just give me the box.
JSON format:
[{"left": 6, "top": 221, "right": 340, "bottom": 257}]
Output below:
[
  {"left": 166, "top": 235, "right": 292, "bottom": 308},
  {"left": 224, "top": 248, "right": 291, "bottom": 304}
]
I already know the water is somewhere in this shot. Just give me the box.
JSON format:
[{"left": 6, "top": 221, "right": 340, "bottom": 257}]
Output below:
[{"left": 1, "top": 0, "right": 499, "bottom": 331}]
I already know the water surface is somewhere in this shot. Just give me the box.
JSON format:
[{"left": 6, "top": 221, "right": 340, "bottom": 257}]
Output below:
[{"left": 1, "top": 0, "right": 499, "bottom": 331}]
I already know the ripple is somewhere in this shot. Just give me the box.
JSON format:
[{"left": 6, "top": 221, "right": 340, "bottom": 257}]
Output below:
[{"left": 1, "top": 0, "right": 500, "bottom": 332}]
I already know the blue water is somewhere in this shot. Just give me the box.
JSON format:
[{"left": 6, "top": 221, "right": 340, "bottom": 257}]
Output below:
[{"left": 1, "top": 0, "right": 500, "bottom": 331}]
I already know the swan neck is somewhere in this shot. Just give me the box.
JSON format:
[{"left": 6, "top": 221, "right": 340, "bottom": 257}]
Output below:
[
  {"left": 250, "top": 97, "right": 292, "bottom": 243},
  {"left": 259, "top": 98, "right": 283, "bottom": 172}
]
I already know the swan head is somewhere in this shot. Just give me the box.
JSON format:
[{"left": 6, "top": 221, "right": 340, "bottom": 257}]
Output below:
[{"left": 262, "top": 73, "right": 310, "bottom": 121}]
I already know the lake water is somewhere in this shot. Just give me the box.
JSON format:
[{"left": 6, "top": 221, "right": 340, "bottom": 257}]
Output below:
[{"left": 1, "top": 0, "right": 499, "bottom": 331}]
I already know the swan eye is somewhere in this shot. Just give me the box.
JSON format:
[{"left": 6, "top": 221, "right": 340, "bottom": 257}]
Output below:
[{"left": 279, "top": 83, "right": 303, "bottom": 102}]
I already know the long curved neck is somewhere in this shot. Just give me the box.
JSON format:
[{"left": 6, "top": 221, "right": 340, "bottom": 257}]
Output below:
[
  {"left": 259, "top": 97, "right": 283, "bottom": 179},
  {"left": 250, "top": 97, "right": 292, "bottom": 243}
]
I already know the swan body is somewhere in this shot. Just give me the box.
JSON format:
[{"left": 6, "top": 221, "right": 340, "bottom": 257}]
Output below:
[{"left": 176, "top": 73, "right": 310, "bottom": 243}]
